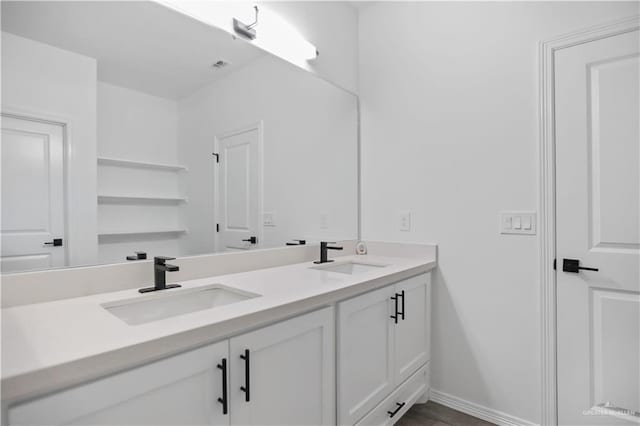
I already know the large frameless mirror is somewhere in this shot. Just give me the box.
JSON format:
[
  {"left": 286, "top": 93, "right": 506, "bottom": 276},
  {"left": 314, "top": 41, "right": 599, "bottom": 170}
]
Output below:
[{"left": 0, "top": 1, "right": 358, "bottom": 273}]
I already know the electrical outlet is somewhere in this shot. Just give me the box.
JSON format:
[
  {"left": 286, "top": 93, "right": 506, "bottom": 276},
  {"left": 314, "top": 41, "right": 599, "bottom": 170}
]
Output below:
[
  {"left": 263, "top": 212, "right": 275, "bottom": 227},
  {"left": 320, "top": 213, "right": 329, "bottom": 229},
  {"left": 399, "top": 211, "right": 412, "bottom": 232}
]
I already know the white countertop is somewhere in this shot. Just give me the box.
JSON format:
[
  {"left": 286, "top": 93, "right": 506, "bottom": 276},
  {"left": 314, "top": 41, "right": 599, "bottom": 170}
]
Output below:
[{"left": 2, "top": 253, "right": 435, "bottom": 402}]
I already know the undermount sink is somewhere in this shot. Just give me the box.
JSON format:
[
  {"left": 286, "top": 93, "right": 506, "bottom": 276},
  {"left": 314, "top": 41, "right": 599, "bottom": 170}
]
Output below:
[
  {"left": 102, "top": 284, "right": 259, "bottom": 325},
  {"left": 310, "top": 261, "right": 387, "bottom": 275}
]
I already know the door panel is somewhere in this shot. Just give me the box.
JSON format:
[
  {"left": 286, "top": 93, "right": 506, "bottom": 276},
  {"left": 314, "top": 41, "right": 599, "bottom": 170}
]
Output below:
[
  {"left": 394, "top": 274, "right": 429, "bottom": 385},
  {"left": 8, "top": 341, "right": 230, "bottom": 426},
  {"left": 555, "top": 28, "right": 640, "bottom": 425},
  {"left": 229, "top": 307, "right": 334, "bottom": 426},
  {"left": 338, "top": 286, "right": 396, "bottom": 425},
  {"left": 1, "top": 115, "right": 66, "bottom": 272},
  {"left": 589, "top": 54, "right": 639, "bottom": 249},
  {"left": 216, "top": 126, "right": 261, "bottom": 251}
]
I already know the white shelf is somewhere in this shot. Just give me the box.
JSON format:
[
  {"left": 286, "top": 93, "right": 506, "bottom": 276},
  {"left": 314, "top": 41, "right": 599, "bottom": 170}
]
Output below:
[
  {"left": 97, "top": 194, "right": 187, "bottom": 203},
  {"left": 97, "top": 156, "right": 187, "bottom": 172},
  {"left": 98, "top": 229, "right": 188, "bottom": 237}
]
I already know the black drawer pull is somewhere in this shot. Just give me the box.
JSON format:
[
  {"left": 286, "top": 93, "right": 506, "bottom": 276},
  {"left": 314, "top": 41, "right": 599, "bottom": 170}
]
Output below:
[
  {"left": 390, "top": 293, "right": 399, "bottom": 324},
  {"left": 240, "top": 349, "right": 250, "bottom": 401},
  {"left": 398, "top": 290, "right": 405, "bottom": 320},
  {"left": 216, "top": 358, "right": 228, "bottom": 415},
  {"left": 388, "top": 402, "right": 406, "bottom": 418}
]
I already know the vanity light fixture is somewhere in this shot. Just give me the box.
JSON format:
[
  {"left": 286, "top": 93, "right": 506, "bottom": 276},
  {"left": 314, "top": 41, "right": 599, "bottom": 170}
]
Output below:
[
  {"left": 233, "top": 5, "right": 259, "bottom": 40},
  {"left": 233, "top": 4, "right": 318, "bottom": 61}
]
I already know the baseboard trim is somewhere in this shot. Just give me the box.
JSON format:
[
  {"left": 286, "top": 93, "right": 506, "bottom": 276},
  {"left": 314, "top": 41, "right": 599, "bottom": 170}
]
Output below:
[{"left": 429, "top": 389, "right": 538, "bottom": 426}]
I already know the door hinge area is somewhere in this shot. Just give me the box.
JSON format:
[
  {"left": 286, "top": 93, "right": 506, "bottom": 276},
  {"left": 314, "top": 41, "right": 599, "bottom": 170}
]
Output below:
[{"left": 212, "top": 153, "right": 219, "bottom": 163}]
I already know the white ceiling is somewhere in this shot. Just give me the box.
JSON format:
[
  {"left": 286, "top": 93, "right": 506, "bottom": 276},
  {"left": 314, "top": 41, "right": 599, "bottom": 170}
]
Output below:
[{"left": 1, "top": 1, "right": 266, "bottom": 100}]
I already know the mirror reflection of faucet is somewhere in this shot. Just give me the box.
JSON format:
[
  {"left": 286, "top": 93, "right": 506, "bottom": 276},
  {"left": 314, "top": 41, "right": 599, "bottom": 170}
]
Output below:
[{"left": 126, "top": 251, "right": 147, "bottom": 261}]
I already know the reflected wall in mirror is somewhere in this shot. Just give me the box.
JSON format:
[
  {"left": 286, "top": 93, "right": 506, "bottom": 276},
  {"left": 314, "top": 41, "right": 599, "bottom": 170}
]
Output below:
[{"left": 0, "top": 1, "right": 358, "bottom": 273}]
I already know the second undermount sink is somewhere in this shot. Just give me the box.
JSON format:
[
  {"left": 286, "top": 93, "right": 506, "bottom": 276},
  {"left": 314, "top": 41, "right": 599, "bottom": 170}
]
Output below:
[
  {"left": 102, "top": 284, "right": 260, "bottom": 325},
  {"left": 310, "top": 260, "right": 388, "bottom": 275}
]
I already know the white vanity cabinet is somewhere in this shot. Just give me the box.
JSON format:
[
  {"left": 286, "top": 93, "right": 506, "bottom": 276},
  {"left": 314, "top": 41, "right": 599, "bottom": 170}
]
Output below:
[
  {"left": 7, "top": 307, "right": 334, "bottom": 426},
  {"left": 337, "top": 273, "right": 430, "bottom": 426},
  {"left": 229, "top": 306, "right": 335, "bottom": 425},
  {"left": 7, "top": 340, "right": 231, "bottom": 426}
]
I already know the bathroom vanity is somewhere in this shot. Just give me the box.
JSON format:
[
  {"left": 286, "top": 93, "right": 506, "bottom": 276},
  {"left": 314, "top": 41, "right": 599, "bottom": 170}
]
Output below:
[{"left": 1, "top": 242, "right": 436, "bottom": 426}]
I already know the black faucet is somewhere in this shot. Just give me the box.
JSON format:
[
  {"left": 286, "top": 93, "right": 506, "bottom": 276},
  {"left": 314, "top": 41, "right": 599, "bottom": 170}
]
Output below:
[
  {"left": 139, "top": 256, "right": 182, "bottom": 293},
  {"left": 314, "top": 241, "right": 343, "bottom": 264}
]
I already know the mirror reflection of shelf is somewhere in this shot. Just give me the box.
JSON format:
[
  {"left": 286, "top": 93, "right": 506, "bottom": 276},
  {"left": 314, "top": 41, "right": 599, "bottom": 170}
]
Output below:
[
  {"left": 97, "top": 229, "right": 188, "bottom": 237},
  {"left": 97, "top": 156, "right": 187, "bottom": 172},
  {"left": 97, "top": 195, "right": 188, "bottom": 204}
]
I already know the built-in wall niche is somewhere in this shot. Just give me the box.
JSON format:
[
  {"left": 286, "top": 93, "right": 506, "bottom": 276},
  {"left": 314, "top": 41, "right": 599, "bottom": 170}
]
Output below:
[
  {"left": 97, "top": 158, "right": 187, "bottom": 234},
  {"left": 0, "top": 0, "right": 358, "bottom": 273}
]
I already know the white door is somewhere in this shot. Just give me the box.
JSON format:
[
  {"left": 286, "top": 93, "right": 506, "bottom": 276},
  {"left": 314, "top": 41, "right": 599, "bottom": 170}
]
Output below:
[
  {"left": 1, "top": 114, "right": 66, "bottom": 272},
  {"left": 216, "top": 125, "right": 261, "bottom": 251},
  {"left": 394, "top": 274, "right": 429, "bottom": 386},
  {"left": 229, "top": 307, "right": 334, "bottom": 426},
  {"left": 338, "top": 285, "right": 396, "bottom": 425},
  {"left": 555, "top": 28, "right": 640, "bottom": 425},
  {"left": 7, "top": 340, "right": 230, "bottom": 425}
]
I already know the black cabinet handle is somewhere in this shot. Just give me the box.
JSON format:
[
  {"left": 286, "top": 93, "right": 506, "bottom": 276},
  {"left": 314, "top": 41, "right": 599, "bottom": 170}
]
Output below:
[
  {"left": 240, "top": 349, "right": 250, "bottom": 401},
  {"left": 242, "top": 236, "right": 258, "bottom": 244},
  {"left": 398, "top": 290, "right": 405, "bottom": 320},
  {"left": 387, "top": 402, "right": 406, "bottom": 418},
  {"left": 217, "top": 358, "right": 228, "bottom": 415},
  {"left": 390, "top": 293, "right": 399, "bottom": 324},
  {"left": 562, "top": 258, "right": 599, "bottom": 273}
]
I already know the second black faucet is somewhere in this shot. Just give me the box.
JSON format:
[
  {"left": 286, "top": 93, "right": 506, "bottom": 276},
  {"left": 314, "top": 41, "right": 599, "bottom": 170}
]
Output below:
[{"left": 314, "top": 241, "right": 343, "bottom": 264}]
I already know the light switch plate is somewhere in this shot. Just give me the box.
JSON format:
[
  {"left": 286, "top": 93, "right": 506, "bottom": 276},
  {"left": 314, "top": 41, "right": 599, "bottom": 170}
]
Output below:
[
  {"left": 500, "top": 211, "right": 536, "bottom": 235},
  {"left": 399, "top": 211, "right": 412, "bottom": 232},
  {"left": 263, "top": 212, "right": 275, "bottom": 227}
]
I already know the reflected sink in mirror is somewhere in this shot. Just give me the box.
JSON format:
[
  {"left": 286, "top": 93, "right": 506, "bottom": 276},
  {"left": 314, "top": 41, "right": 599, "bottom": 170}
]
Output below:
[
  {"left": 310, "top": 261, "right": 388, "bottom": 275},
  {"left": 102, "top": 284, "right": 260, "bottom": 325}
]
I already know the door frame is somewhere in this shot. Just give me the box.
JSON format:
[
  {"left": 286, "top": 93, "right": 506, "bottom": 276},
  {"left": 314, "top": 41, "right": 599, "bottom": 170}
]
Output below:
[
  {"left": 538, "top": 15, "right": 640, "bottom": 426},
  {"left": 212, "top": 121, "right": 264, "bottom": 251},
  {"left": 1, "top": 109, "right": 71, "bottom": 266}
]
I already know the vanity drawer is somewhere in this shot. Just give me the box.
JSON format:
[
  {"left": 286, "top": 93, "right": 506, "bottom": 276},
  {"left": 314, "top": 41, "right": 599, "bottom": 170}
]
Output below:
[{"left": 355, "top": 363, "right": 429, "bottom": 426}]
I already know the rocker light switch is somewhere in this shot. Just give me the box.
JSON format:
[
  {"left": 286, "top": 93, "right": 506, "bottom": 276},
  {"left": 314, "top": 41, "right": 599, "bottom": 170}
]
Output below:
[
  {"left": 512, "top": 216, "right": 522, "bottom": 230},
  {"left": 500, "top": 212, "right": 536, "bottom": 235}
]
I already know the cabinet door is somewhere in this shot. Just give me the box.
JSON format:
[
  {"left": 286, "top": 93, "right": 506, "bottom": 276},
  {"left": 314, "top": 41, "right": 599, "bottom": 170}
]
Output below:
[
  {"left": 8, "top": 341, "right": 230, "bottom": 426},
  {"left": 229, "top": 307, "right": 334, "bottom": 426},
  {"left": 338, "top": 285, "right": 396, "bottom": 425},
  {"left": 394, "top": 274, "right": 429, "bottom": 385}
]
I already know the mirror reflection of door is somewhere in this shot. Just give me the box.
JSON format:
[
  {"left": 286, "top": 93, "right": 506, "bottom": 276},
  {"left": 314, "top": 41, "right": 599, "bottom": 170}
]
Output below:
[
  {"left": 1, "top": 114, "right": 67, "bottom": 272},
  {"left": 215, "top": 124, "right": 262, "bottom": 251}
]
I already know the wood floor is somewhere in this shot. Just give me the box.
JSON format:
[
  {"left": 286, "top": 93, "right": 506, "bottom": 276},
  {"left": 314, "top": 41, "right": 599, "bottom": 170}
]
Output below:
[{"left": 396, "top": 401, "right": 496, "bottom": 426}]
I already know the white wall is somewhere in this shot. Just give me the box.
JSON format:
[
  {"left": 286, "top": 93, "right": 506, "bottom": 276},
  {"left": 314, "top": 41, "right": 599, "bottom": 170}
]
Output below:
[
  {"left": 159, "top": 1, "right": 359, "bottom": 93},
  {"left": 96, "top": 82, "right": 184, "bottom": 262},
  {"left": 358, "top": 2, "right": 639, "bottom": 424},
  {"left": 178, "top": 54, "right": 358, "bottom": 254},
  {"left": 1, "top": 32, "right": 98, "bottom": 266},
  {"left": 97, "top": 82, "right": 178, "bottom": 163}
]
